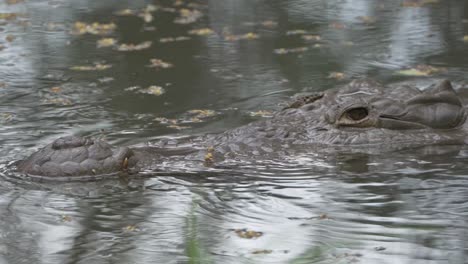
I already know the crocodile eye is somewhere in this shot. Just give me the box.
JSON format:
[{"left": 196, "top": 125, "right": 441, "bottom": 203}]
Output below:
[{"left": 345, "top": 107, "right": 368, "bottom": 121}]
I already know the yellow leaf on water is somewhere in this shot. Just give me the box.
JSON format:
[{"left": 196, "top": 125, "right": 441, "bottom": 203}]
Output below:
[
  {"left": 328, "top": 72, "right": 345, "bottom": 80},
  {"left": 116, "top": 41, "right": 152, "bottom": 51},
  {"left": 396, "top": 69, "right": 430, "bottom": 76},
  {"left": 115, "top": 9, "right": 135, "bottom": 16},
  {"left": 234, "top": 228, "right": 263, "bottom": 239},
  {"left": 463, "top": 35, "right": 468, "bottom": 42},
  {"left": 97, "top": 38, "right": 116, "bottom": 48},
  {"left": 188, "top": 28, "right": 214, "bottom": 36},
  {"left": 70, "top": 63, "right": 112, "bottom": 71},
  {"left": 396, "top": 65, "right": 443, "bottom": 76},
  {"left": 148, "top": 59, "right": 173, "bottom": 69}
]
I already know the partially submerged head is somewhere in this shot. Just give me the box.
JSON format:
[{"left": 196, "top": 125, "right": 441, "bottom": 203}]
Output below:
[{"left": 290, "top": 79, "right": 467, "bottom": 146}]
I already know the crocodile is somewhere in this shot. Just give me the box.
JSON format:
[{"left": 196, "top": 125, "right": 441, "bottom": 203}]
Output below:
[{"left": 16, "top": 79, "right": 468, "bottom": 179}]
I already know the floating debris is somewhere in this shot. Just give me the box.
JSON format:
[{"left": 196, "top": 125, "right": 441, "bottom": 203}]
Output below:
[
  {"left": 234, "top": 228, "right": 263, "bottom": 239},
  {"left": 0, "top": 113, "right": 14, "bottom": 123},
  {"left": 154, "top": 117, "right": 178, "bottom": 125},
  {"left": 71, "top": 21, "right": 116, "bottom": 35},
  {"left": 328, "top": 72, "right": 345, "bottom": 80},
  {"left": 61, "top": 215, "right": 72, "bottom": 222},
  {"left": 50, "top": 86, "right": 62, "bottom": 93},
  {"left": 167, "top": 124, "right": 190, "bottom": 130},
  {"left": 204, "top": 147, "right": 215, "bottom": 166},
  {"left": 249, "top": 110, "right": 273, "bottom": 118},
  {"left": 5, "top": 35, "right": 15, "bottom": 42},
  {"left": 42, "top": 97, "right": 73, "bottom": 106},
  {"left": 329, "top": 22, "right": 346, "bottom": 29},
  {"left": 148, "top": 59, "right": 173, "bottom": 69},
  {"left": 116, "top": 41, "right": 152, "bottom": 51},
  {"left": 123, "top": 225, "right": 140, "bottom": 232},
  {"left": 187, "top": 109, "right": 217, "bottom": 119},
  {"left": 98, "top": 77, "right": 114, "bottom": 83},
  {"left": 396, "top": 65, "right": 444, "bottom": 76},
  {"left": 286, "top": 29, "right": 307, "bottom": 36},
  {"left": 159, "top": 36, "right": 191, "bottom": 43},
  {"left": 115, "top": 9, "right": 135, "bottom": 16},
  {"left": 6, "top": 0, "right": 23, "bottom": 4},
  {"left": 357, "top": 16, "right": 376, "bottom": 24},
  {"left": 70, "top": 63, "right": 112, "bottom": 71},
  {"left": 138, "top": 11, "right": 153, "bottom": 23},
  {"left": 188, "top": 28, "right": 214, "bottom": 36},
  {"left": 0, "top": 13, "right": 18, "bottom": 20},
  {"left": 273, "top": 47, "right": 308, "bottom": 55},
  {"left": 126, "top": 85, "right": 165, "bottom": 96},
  {"left": 174, "top": 9, "right": 202, "bottom": 24},
  {"left": 97, "top": 38, "right": 116, "bottom": 48},
  {"left": 374, "top": 246, "right": 386, "bottom": 251},
  {"left": 463, "top": 36, "right": 468, "bottom": 42},
  {"left": 301, "top": 34, "right": 321, "bottom": 41},
  {"left": 141, "top": 86, "right": 165, "bottom": 96},
  {"left": 224, "top": 32, "right": 259, "bottom": 41}
]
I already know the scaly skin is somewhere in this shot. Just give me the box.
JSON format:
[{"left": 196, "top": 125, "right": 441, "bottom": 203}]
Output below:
[{"left": 16, "top": 79, "right": 468, "bottom": 178}]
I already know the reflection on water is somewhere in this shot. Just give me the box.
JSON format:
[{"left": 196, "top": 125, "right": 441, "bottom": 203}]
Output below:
[{"left": 1, "top": 0, "right": 468, "bottom": 263}]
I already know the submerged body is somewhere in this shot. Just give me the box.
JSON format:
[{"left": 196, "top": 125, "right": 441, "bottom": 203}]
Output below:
[{"left": 16, "top": 79, "right": 468, "bottom": 179}]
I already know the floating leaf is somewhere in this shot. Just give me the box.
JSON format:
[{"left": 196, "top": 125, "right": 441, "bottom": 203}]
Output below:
[
  {"left": 187, "top": 109, "right": 216, "bottom": 118},
  {"left": 50, "top": 86, "right": 62, "bottom": 93},
  {"left": 357, "top": 16, "right": 376, "bottom": 24},
  {"left": 97, "top": 38, "right": 116, "bottom": 48},
  {"left": 148, "top": 59, "right": 173, "bottom": 69},
  {"left": 396, "top": 65, "right": 444, "bottom": 76},
  {"left": 224, "top": 32, "right": 259, "bottom": 41},
  {"left": 261, "top": 20, "right": 277, "bottom": 27},
  {"left": 61, "top": 215, "right": 72, "bottom": 222},
  {"left": 154, "top": 117, "right": 178, "bottom": 124},
  {"left": 138, "top": 12, "right": 153, "bottom": 23},
  {"left": 42, "top": 97, "right": 72, "bottom": 106},
  {"left": 159, "top": 36, "right": 191, "bottom": 43},
  {"left": 0, "top": 13, "right": 17, "bottom": 20},
  {"left": 188, "top": 28, "right": 214, "bottom": 36},
  {"left": 70, "top": 63, "right": 112, "bottom": 71},
  {"left": 128, "top": 85, "right": 165, "bottom": 96},
  {"left": 123, "top": 225, "right": 139, "bottom": 232},
  {"left": 234, "top": 228, "right": 263, "bottom": 239},
  {"left": 115, "top": 9, "right": 135, "bottom": 16},
  {"left": 5, "top": 35, "right": 15, "bottom": 42},
  {"left": 71, "top": 22, "right": 116, "bottom": 35},
  {"left": 329, "top": 22, "right": 346, "bottom": 29},
  {"left": 6, "top": 0, "right": 24, "bottom": 4},
  {"left": 328, "top": 72, "right": 345, "bottom": 80},
  {"left": 116, "top": 41, "right": 152, "bottom": 51},
  {"left": 273, "top": 47, "right": 308, "bottom": 55},
  {"left": 174, "top": 9, "right": 202, "bottom": 24},
  {"left": 167, "top": 124, "right": 189, "bottom": 130},
  {"left": 0, "top": 112, "right": 14, "bottom": 123},
  {"left": 249, "top": 110, "right": 272, "bottom": 118},
  {"left": 301, "top": 34, "right": 321, "bottom": 41},
  {"left": 286, "top": 29, "right": 307, "bottom": 36},
  {"left": 463, "top": 35, "right": 468, "bottom": 42}
]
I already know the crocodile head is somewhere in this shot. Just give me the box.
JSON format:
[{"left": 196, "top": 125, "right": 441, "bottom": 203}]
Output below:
[{"left": 283, "top": 79, "right": 467, "bottom": 147}]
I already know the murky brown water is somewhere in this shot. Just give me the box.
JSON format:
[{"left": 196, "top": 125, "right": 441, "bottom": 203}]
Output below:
[{"left": 1, "top": 0, "right": 468, "bottom": 263}]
